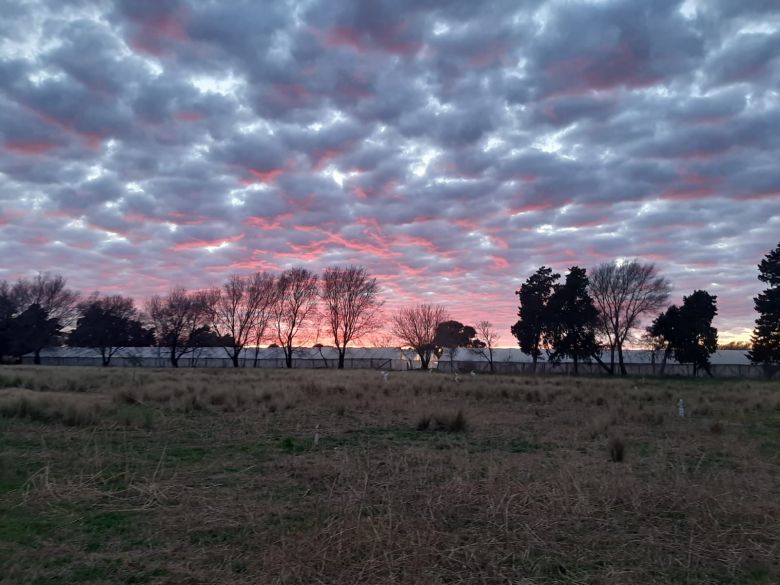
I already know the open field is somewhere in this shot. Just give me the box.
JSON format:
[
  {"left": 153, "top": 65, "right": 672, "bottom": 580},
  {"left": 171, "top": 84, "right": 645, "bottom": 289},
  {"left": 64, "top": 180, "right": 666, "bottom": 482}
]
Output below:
[{"left": 0, "top": 366, "right": 778, "bottom": 585}]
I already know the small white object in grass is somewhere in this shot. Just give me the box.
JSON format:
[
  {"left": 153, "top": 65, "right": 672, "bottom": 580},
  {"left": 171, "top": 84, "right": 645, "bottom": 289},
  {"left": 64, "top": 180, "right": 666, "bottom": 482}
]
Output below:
[
  {"left": 428, "top": 367, "right": 433, "bottom": 374},
  {"left": 454, "top": 373, "right": 461, "bottom": 382},
  {"left": 382, "top": 371, "right": 389, "bottom": 382},
  {"left": 470, "top": 371, "right": 476, "bottom": 377},
  {"left": 314, "top": 423, "right": 320, "bottom": 446},
  {"left": 678, "top": 398, "right": 685, "bottom": 418}
]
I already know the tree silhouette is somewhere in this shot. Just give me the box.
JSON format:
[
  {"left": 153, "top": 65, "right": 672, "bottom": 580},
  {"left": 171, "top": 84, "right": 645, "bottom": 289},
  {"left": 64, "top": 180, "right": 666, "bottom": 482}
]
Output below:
[
  {"left": 545, "top": 267, "right": 599, "bottom": 375},
  {"left": 474, "top": 320, "right": 498, "bottom": 373},
  {"left": 392, "top": 304, "right": 449, "bottom": 370},
  {"left": 748, "top": 241, "right": 780, "bottom": 377},
  {"left": 434, "top": 320, "right": 479, "bottom": 371},
  {"left": 211, "top": 272, "right": 277, "bottom": 368},
  {"left": 69, "top": 294, "right": 152, "bottom": 366},
  {"left": 273, "top": 267, "right": 319, "bottom": 368},
  {"left": 148, "top": 288, "right": 215, "bottom": 367},
  {"left": 320, "top": 265, "right": 383, "bottom": 369},
  {"left": 648, "top": 290, "right": 718, "bottom": 376},
  {"left": 10, "top": 304, "right": 61, "bottom": 363},
  {"left": 511, "top": 266, "right": 559, "bottom": 372},
  {"left": 589, "top": 260, "right": 670, "bottom": 376}
]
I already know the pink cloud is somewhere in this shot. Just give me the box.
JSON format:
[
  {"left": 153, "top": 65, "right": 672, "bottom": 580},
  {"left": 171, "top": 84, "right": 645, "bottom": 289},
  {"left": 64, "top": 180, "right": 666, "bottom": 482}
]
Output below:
[{"left": 4, "top": 141, "right": 57, "bottom": 155}]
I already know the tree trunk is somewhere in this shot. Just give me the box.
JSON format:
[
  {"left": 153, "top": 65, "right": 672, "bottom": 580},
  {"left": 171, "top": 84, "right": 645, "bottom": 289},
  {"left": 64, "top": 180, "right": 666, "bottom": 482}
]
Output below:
[
  {"left": 231, "top": 352, "right": 239, "bottom": 368},
  {"left": 618, "top": 344, "right": 627, "bottom": 376},
  {"left": 531, "top": 354, "right": 537, "bottom": 374},
  {"left": 285, "top": 346, "right": 293, "bottom": 368},
  {"left": 419, "top": 350, "right": 429, "bottom": 370},
  {"left": 592, "top": 353, "right": 612, "bottom": 375},
  {"left": 658, "top": 349, "right": 669, "bottom": 376},
  {"left": 337, "top": 349, "right": 345, "bottom": 369},
  {"left": 170, "top": 347, "right": 178, "bottom": 368},
  {"left": 609, "top": 344, "right": 616, "bottom": 376},
  {"left": 573, "top": 356, "right": 579, "bottom": 375}
]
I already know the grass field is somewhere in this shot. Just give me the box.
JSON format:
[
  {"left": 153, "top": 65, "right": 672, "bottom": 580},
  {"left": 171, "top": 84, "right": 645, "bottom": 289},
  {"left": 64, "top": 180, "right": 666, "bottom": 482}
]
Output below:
[{"left": 0, "top": 366, "right": 778, "bottom": 585}]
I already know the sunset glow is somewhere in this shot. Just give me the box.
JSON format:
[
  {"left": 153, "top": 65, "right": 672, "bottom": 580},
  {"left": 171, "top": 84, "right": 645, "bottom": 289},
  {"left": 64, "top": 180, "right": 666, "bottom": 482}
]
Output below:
[{"left": 1, "top": 0, "right": 778, "bottom": 344}]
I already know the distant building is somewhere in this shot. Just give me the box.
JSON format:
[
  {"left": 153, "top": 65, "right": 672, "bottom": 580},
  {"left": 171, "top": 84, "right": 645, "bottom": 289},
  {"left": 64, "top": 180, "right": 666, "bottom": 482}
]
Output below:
[
  {"left": 21, "top": 346, "right": 422, "bottom": 370},
  {"left": 434, "top": 348, "right": 758, "bottom": 378}
]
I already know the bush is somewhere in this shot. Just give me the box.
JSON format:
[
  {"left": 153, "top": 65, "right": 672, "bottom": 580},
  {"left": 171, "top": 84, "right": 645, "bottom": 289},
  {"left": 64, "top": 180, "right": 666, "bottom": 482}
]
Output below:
[
  {"left": 416, "top": 410, "right": 468, "bottom": 433},
  {"left": 608, "top": 437, "right": 625, "bottom": 462}
]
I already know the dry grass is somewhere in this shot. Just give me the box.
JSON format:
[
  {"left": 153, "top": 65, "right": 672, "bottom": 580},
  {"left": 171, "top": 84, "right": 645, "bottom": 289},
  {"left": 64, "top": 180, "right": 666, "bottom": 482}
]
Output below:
[{"left": 0, "top": 365, "right": 778, "bottom": 584}]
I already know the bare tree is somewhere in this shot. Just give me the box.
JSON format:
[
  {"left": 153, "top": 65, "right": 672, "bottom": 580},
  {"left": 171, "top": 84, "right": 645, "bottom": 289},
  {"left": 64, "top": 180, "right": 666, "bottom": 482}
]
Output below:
[
  {"left": 320, "top": 265, "right": 384, "bottom": 369},
  {"left": 211, "top": 272, "right": 277, "bottom": 368},
  {"left": 249, "top": 273, "right": 278, "bottom": 368},
  {"left": 589, "top": 260, "right": 671, "bottom": 376},
  {"left": 391, "top": 304, "right": 449, "bottom": 370},
  {"left": 475, "top": 320, "right": 499, "bottom": 373},
  {"left": 273, "top": 267, "right": 319, "bottom": 368},
  {"left": 12, "top": 272, "right": 80, "bottom": 326},
  {"left": 148, "top": 287, "right": 214, "bottom": 367}
]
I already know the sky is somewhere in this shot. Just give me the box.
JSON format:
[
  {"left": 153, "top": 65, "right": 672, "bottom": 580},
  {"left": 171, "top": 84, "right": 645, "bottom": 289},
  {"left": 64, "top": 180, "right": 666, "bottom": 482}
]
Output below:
[{"left": 0, "top": 0, "right": 778, "bottom": 345}]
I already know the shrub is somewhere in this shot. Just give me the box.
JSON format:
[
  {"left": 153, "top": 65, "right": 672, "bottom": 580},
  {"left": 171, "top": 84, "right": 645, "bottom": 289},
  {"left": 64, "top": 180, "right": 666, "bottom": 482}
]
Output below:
[
  {"left": 416, "top": 411, "right": 468, "bottom": 433},
  {"left": 608, "top": 437, "right": 625, "bottom": 462}
]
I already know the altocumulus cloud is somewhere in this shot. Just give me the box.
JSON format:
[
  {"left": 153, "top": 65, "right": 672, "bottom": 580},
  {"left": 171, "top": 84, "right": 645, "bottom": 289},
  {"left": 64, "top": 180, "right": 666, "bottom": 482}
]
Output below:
[{"left": 0, "top": 0, "right": 778, "bottom": 342}]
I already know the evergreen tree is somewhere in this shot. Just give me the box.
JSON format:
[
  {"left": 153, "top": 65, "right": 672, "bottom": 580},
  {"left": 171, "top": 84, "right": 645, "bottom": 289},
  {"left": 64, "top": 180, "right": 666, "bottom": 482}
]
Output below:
[
  {"left": 648, "top": 290, "right": 718, "bottom": 377},
  {"left": 9, "top": 304, "right": 61, "bottom": 363},
  {"left": 545, "top": 266, "right": 600, "bottom": 375},
  {"left": 748, "top": 242, "right": 780, "bottom": 377},
  {"left": 69, "top": 294, "right": 151, "bottom": 366},
  {"left": 511, "top": 266, "right": 560, "bottom": 372}
]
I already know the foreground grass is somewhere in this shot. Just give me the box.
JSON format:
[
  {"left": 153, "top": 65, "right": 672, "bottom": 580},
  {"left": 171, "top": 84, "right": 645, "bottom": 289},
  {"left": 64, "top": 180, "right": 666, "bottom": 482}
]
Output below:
[{"left": 0, "top": 366, "right": 778, "bottom": 585}]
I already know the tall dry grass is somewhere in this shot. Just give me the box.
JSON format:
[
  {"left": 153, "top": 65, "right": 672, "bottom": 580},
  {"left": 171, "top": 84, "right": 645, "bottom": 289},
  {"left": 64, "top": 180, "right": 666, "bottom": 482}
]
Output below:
[{"left": 1, "top": 365, "right": 778, "bottom": 584}]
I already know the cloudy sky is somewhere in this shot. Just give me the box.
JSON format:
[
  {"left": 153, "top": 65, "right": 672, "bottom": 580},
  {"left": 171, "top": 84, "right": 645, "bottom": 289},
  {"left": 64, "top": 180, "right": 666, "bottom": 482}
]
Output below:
[{"left": 1, "top": 0, "right": 778, "bottom": 344}]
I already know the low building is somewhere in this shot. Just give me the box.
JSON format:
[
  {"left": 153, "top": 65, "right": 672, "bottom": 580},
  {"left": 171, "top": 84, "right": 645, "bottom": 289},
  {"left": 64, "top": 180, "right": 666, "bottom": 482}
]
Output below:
[{"left": 21, "top": 346, "right": 420, "bottom": 370}]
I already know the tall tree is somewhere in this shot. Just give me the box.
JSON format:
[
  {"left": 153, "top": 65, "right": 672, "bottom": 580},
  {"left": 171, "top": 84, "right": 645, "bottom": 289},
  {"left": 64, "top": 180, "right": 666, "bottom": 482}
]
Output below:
[
  {"left": 69, "top": 294, "right": 151, "bottom": 366},
  {"left": 545, "top": 266, "right": 600, "bottom": 375},
  {"left": 320, "top": 265, "right": 383, "bottom": 369},
  {"left": 748, "top": 242, "right": 780, "bottom": 378},
  {"left": 273, "top": 267, "right": 319, "bottom": 368},
  {"left": 589, "top": 260, "right": 671, "bottom": 376},
  {"left": 434, "top": 320, "right": 480, "bottom": 371},
  {"left": 391, "top": 304, "right": 449, "bottom": 370},
  {"left": 648, "top": 290, "right": 718, "bottom": 377},
  {"left": 511, "top": 266, "right": 559, "bottom": 372},
  {"left": 211, "top": 272, "right": 277, "bottom": 368},
  {"left": 147, "top": 288, "right": 214, "bottom": 367}
]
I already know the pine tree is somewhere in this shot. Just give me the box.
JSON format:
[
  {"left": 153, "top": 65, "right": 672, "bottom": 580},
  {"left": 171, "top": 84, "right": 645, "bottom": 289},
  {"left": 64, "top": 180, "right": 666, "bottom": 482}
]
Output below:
[
  {"left": 511, "top": 266, "right": 560, "bottom": 372},
  {"left": 545, "top": 266, "right": 600, "bottom": 375},
  {"left": 748, "top": 242, "right": 780, "bottom": 378}
]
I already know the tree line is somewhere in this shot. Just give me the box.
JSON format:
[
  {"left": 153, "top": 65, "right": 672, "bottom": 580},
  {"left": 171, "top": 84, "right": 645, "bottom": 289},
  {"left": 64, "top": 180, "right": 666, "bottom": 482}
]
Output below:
[
  {"left": 1, "top": 241, "right": 778, "bottom": 375},
  {"left": 388, "top": 242, "right": 780, "bottom": 377},
  {"left": 0, "top": 266, "right": 382, "bottom": 369}
]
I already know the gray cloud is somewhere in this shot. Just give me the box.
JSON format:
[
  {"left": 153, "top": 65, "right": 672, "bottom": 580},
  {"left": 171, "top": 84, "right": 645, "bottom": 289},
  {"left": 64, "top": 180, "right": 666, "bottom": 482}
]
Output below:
[{"left": 0, "top": 0, "right": 777, "bottom": 342}]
